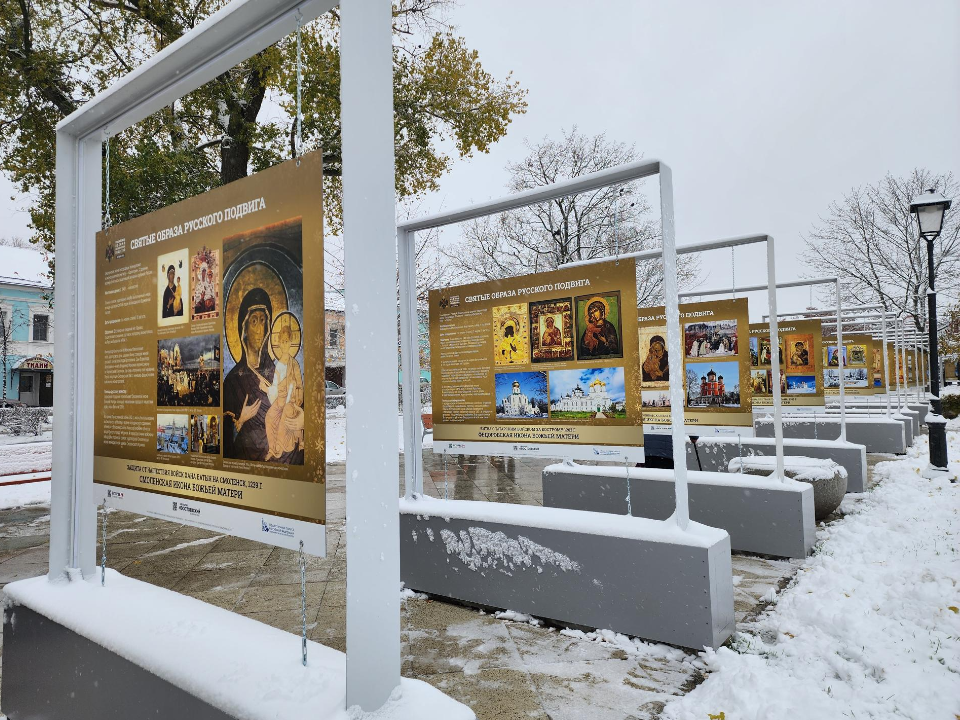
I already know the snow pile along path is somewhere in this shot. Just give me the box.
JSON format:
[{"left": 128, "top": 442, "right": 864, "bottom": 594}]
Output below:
[{"left": 664, "top": 433, "right": 960, "bottom": 720}]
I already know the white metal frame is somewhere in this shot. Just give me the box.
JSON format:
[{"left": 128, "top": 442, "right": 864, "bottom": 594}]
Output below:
[
  {"left": 50, "top": 0, "right": 399, "bottom": 711},
  {"left": 398, "top": 160, "right": 712, "bottom": 523},
  {"left": 690, "top": 276, "right": 848, "bottom": 443}
]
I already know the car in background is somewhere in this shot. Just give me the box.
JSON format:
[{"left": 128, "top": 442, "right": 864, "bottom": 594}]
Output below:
[{"left": 325, "top": 380, "right": 346, "bottom": 408}]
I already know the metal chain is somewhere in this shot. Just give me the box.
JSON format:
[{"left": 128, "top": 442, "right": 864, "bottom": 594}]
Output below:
[
  {"left": 737, "top": 432, "right": 743, "bottom": 469},
  {"left": 623, "top": 458, "right": 632, "bottom": 516},
  {"left": 100, "top": 500, "right": 108, "bottom": 586},
  {"left": 612, "top": 190, "right": 621, "bottom": 265},
  {"left": 731, "top": 247, "right": 736, "bottom": 298},
  {"left": 442, "top": 448, "right": 448, "bottom": 500},
  {"left": 103, "top": 135, "right": 112, "bottom": 228},
  {"left": 294, "top": 8, "right": 304, "bottom": 165},
  {"left": 299, "top": 540, "right": 307, "bottom": 665}
]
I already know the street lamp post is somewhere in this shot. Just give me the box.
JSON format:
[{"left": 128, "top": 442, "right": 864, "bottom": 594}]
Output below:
[{"left": 910, "top": 188, "right": 953, "bottom": 480}]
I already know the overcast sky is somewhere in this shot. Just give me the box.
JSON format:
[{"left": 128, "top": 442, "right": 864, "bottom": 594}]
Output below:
[
  {"left": 416, "top": 0, "right": 960, "bottom": 316},
  {"left": 1, "top": 0, "right": 957, "bottom": 318}
]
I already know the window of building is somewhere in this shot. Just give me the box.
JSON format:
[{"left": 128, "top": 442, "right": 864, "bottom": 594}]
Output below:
[
  {"left": 19, "top": 374, "right": 33, "bottom": 393},
  {"left": 33, "top": 314, "right": 49, "bottom": 342},
  {"left": 328, "top": 327, "right": 339, "bottom": 347}
]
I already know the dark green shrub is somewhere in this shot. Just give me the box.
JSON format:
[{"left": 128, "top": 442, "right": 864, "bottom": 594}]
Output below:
[{"left": 942, "top": 393, "right": 960, "bottom": 420}]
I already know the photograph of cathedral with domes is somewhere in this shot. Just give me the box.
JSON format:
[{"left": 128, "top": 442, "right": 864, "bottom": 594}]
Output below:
[
  {"left": 495, "top": 371, "right": 549, "bottom": 419},
  {"left": 548, "top": 367, "right": 627, "bottom": 419},
  {"left": 685, "top": 361, "right": 741, "bottom": 408}
]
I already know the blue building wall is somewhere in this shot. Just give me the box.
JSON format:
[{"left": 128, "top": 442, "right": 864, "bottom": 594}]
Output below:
[{"left": 1, "top": 283, "right": 53, "bottom": 403}]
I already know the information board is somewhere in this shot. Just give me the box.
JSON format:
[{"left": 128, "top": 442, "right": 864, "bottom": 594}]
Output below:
[
  {"left": 823, "top": 333, "right": 874, "bottom": 397},
  {"left": 638, "top": 298, "right": 753, "bottom": 437},
  {"left": 748, "top": 319, "right": 824, "bottom": 411},
  {"left": 94, "top": 152, "right": 326, "bottom": 555},
  {"left": 429, "top": 260, "right": 643, "bottom": 461}
]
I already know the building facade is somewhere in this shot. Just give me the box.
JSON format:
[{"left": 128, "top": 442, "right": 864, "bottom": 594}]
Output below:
[
  {"left": 0, "top": 247, "right": 54, "bottom": 406},
  {"left": 551, "top": 379, "right": 613, "bottom": 413}
]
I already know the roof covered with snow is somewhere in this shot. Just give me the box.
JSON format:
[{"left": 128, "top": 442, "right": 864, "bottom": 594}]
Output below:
[{"left": 0, "top": 246, "right": 51, "bottom": 289}]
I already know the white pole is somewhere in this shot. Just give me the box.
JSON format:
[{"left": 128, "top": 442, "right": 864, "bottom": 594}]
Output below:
[
  {"left": 881, "top": 313, "right": 891, "bottom": 418},
  {"left": 340, "top": 0, "right": 400, "bottom": 710},
  {"left": 835, "top": 280, "right": 847, "bottom": 442},
  {"left": 49, "top": 132, "right": 100, "bottom": 581},
  {"left": 398, "top": 228, "right": 423, "bottom": 499},
  {"left": 659, "top": 164, "right": 689, "bottom": 530},
  {"left": 900, "top": 320, "right": 909, "bottom": 411},
  {"left": 913, "top": 336, "right": 921, "bottom": 403},
  {"left": 766, "top": 239, "right": 785, "bottom": 480}
]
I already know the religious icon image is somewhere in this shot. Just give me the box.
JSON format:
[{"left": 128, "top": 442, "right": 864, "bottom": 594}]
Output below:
[
  {"left": 495, "top": 371, "right": 548, "bottom": 419},
  {"left": 684, "top": 318, "right": 738, "bottom": 358},
  {"left": 529, "top": 298, "right": 573, "bottom": 363},
  {"left": 157, "top": 413, "right": 190, "bottom": 455},
  {"left": 785, "top": 333, "right": 814, "bottom": 373},
  {"left": 492, "top": 303, "right": 530, "bottom": 366},
  {"left": 786, "top": 375, "right": 817, "bottom": 394},
  {"left": 824, "top": 369, "right": 841, "bottom": 389},
  {"left": 751, "top": 369, "right": 771, "bottom": 395},
  {"left": 848, "top": 344, "right": 867, "bottom": 366},
  {"left": 639, "top": 326, "right": 669, "bottom": 386},
  {"left": 191, "top": 246, "right": 220, "bottom": 322},
  {"left": 758, "top": 337, "right": 784, "bottom": 366},
  {"left": 157, "top": 248, "right": 189, "bottom": 327},
  {"left": 825, "top": 345, "right": 846, "bottom": 367},
  {"left": 549, "top": 367, "right": 627, "bottom": 419},
  {"left": 686, "top": 361, "right": 740, "bottom": 408},
  {"left": 749, "top": 336, "right": 760, "bottom": 367},
  {"left": 222, "top": 217, "right": 306, "bottom": 465},
  {"left": 190, "top": 414, "right": 221, "bottom": 454},
  {"left": 157, "top": 335, "right": 221, "bottom": 407},
  {"left": 575, "top": 291, "right": 622, "bottom": 360}
]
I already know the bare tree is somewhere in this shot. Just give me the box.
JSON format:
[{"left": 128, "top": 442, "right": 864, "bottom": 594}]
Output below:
[
  {"left": 0, "top": 305, "right": 28, "bottom": 400},
  {"left": 804, "top": 169, "right": 960, "bottom": 331},
  {"left": 443, "top": 127, "right": 699, "bottom": 306},
  {"left": 0, "top": 237, "right": 34, "bottom": 249}
]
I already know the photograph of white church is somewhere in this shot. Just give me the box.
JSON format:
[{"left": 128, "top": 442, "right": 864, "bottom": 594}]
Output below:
[
  {"left": 494, "top": 371, "right": 549, "bottom": 419},
  {"left": 548, "top": 367, "right": 626, "bottom": 419}
]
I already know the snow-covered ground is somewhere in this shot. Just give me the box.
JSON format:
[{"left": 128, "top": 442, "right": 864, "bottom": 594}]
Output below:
[
  {"left": 0, "top": 479, "right": 50, "bottom": 510},
  {"left": 663, "top": 430, "right": 960, "bottom": 720}
]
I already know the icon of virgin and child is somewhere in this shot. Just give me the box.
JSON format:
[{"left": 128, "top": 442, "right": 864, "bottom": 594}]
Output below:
[{"left": 221, "top": 222, "right": 307, "bottom": 466}]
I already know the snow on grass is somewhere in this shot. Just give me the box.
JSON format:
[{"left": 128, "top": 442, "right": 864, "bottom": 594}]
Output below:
[
  {"left": 0, "top": 479, "right": 50, "bottom": 509},
  {"left": 663, "top": 431, "right": 960, "bottom": 720},
  {"left": 0, "top": 440, "right": 52, "bottom": 476}
]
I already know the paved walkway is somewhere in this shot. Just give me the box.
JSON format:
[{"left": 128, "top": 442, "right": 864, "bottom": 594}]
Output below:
[{"left": 1, "top": 452, "right": 852, "bottom": 719}]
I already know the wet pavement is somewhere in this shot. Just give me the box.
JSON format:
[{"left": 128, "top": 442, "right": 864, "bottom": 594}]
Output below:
[{"left": 0, "top": 450, "right": 873, "bottom": 719}]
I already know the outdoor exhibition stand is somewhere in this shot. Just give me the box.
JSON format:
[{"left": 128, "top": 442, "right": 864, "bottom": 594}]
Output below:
[
  {"left": 397, "top": 160, "right": 736, "bottom": 649},
  {"left": 545, "top": 236, "right": 817, "bottom": 559},
  {"left": 673, "top": 277, "right": 870, "bottom": 493},
  {"left": 2, "top": 1, "right": 462, "bottom": 717}
]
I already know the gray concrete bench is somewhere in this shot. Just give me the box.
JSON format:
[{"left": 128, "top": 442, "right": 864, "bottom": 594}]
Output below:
[
  {"left": 818, "top": 409, "right": 914, "bottom": 447},
  {"left": 686, "top": 436, "right": 867, "bottom": 492},
  {"left": 541, "top": 463, "right": 814, "bottom": 559},
  {"left": 754, "top": 415, "right": 906, "bottom": 454},
  {"left": 400, "top": 495, "right": 735, "bottom": 650}
]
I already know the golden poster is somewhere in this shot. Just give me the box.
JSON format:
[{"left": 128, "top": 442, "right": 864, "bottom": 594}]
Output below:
[
  {"left": 493, "top": 303, "right": 530, "bottom": 366},
  {"left": 823, "top": 333, "right": 875, "bottom": 396},
  {"left": 428, "top": 259, "right": 643, "bottom": 461},
  {"left": 94, "top": 151, "right": 326, "bottom": 552},
  {"left": 749, "top": 320, "right": 824, "bottom": 407},
  {"left": 639, "top": 298, "right": 753, "bottom": 433}
]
